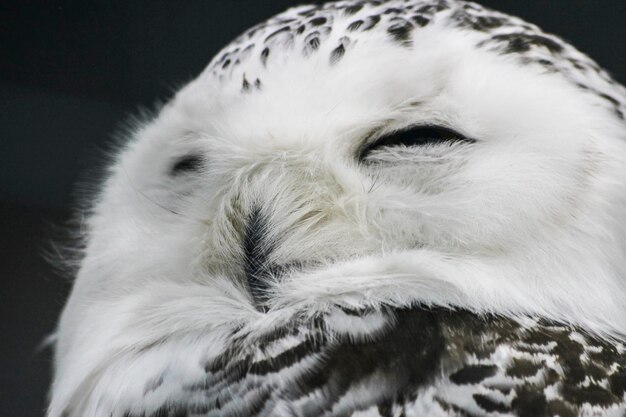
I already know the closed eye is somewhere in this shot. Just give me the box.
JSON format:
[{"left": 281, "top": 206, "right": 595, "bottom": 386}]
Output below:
[{"left": 359, "top": 125, "right": 475, "bottom": 160}]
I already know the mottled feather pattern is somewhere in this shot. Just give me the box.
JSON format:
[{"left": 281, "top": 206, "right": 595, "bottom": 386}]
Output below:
[
  {"left": 207, "top": 0, "right": 625, "bottom": 120},
  {"left": 123, "top": 307, "right": 626, "bottom": 417}
]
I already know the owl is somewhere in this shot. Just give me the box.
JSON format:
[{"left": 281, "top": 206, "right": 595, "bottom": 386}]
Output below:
[{"left": 48, "top": 1, "right": 626, "bottom": 416}]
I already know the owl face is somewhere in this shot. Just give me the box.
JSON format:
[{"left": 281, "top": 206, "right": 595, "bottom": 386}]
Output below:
[{"left": 51, "top": 1, "right": 626, "bottom": 415}]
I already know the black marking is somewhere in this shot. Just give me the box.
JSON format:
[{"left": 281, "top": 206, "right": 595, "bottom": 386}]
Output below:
[
  {"left": 506, "top": 358, "right": 542, "bottom": 378},
  {"left": 242, "top": 75, "right": 250, "bottom": 92},
  {"left": 416, "top": 4, "right": 436, "bottom": 14},
  {"left": 571, "top": 59, "right": 587, "bottom": 71},
  {"left": 309, "top": 16, "right": 327, "bottom": 26},
  {"left": 463, "top": 3, "right": 482, "bottom": 11},
  {"left": 609, "top": 372, "right": 626, "bottom": 397},
  {"left": 537, "top": 58, "right": 554, "bottom": 68},
  {"left": 344, "top": 4, "right": 363, "bottom": 15},
  {"left": 598, "top": 92, "right": 621, "bottom": 107},
  {"left": 377, "top": 400, "right": 394, "bottom": 417},
  {"left": 260, "top": 47, "right": 270, "bottom": 66},
  {"left": 249, "top": 339, "right": 320, "bottom": 376},
  {"left": 347, "top": 19, "right": 364, "bottom": 31},
  {"left": 488, "top": 33, "right": 564, "bottom": 54},
  {"left": 384, "top": 7, "right": 403, "bottom": 14},
  {"left": 361, "top": 14, "right": 381, "bottom": 31},
  {"left": 330, "top": 44, "right": 345, "bottom": 65},
  {"left": 264, "top": 25, "right": 291, "bottom": 42},
  {"left": 254, "top": 78, "right": 262, "bottom": 89},
  {"left": 449, "top": 364, "right": 498, "bottom": 384},
  {"left": 170, "top": 155, "right": 203, "bottom": 176},
  {"left": 473, "top": 394, "right": 509, "bottom": 413},
  {"left": 546, "top": 401, "right": 577, "bottom": 417},
  {"left": 296, "top": 24, "right": 306, "bottom": 34},
  {"left": 308, "top": 36, "right": 320, "bottom": 50},
  {"left": 473, "top": 16, "right": 506, "bottom": 31},
  {"left": 512, "top": 387, "right": 547, "bottom": 417},
  {"left": 411, "top": 14, "right": 430, "bottom": 27},
  {"left": 297, "top": 6, "right": 321, "bottom": 17},
  {"left": 387, "top": 21, "right": 413, "bottom": 45},
  {"left": 221, "top": 59, "right": 230, "bottom": 69}
]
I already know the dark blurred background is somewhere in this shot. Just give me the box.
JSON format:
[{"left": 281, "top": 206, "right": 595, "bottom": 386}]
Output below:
[{"left": 1, "top": 1, "right": 625, "bottom": 416}]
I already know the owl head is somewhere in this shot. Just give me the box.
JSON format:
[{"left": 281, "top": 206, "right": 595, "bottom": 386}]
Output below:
[{"left": 49, "top": 1, "right": 626, "bottom": 415}]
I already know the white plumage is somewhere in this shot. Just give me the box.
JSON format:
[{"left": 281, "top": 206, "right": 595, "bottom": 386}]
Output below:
[{"left": 49, "top": 1, "right": 626, "bottom": 416}]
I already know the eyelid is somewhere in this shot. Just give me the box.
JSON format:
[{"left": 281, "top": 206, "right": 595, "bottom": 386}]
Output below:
[
  {"left": 356, "top": 125, "right": 390, "bottom": 160},
  {"left": 358, "top": 124, "right": 475, "bottom": 160}
]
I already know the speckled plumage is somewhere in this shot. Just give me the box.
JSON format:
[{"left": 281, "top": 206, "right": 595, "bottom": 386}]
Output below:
[
  {"left": 121, "top": 306, "right": 626, "bottom": 417},
  {"left": 206, "top": 0, "right": 625, "bottom": 119},
  {"left": 49, "top": 1, "right": 626, "bottom": 416}
]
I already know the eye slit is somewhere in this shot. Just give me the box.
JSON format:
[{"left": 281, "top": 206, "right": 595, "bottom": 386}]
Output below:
[
  {"left": 359, "top": 125, "right": 475, "bottom": 160},
  {"left": 170, "top": 155, "right": 204, "bottom": 175}
]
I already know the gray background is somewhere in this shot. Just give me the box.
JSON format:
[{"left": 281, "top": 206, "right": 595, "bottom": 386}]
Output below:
[{"left": 2, "top": 1, "right": 625, "bottom": 416}]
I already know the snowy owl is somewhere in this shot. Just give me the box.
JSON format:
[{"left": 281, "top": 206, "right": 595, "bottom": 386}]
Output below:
[{"left": 49, "top": 1, "right": 626, "bottom": 416}]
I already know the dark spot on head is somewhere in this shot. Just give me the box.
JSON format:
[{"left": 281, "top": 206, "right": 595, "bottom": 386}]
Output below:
[
  {"left": 347, "top": 19, "right": 364, "bottom": 31},
  {"left": 309, "top": 37, "right": 320, "bottom": 50},
  {"left": 296, "top": 24, "right": 306, "bottom": 34},
  {"left": 344, "top": 4, "right": 363, "bottom": 15},
  {"left": 412, "top": 15, "right": 430, "bottom": 27},
  {"left": 384, "top": 7, "right": 403, "bottom": 14},
  {"left": 387, "top": 21, "right": 413, "bottom": 45},
  {"left": 330, "top": 44, "right": 345, "bottom": 65},
  {"left": 362, "top": 15, "right": 381, "bottom": 31},
  {"left": 463, "top": 3, "right": 482, "bottom": 11},
  {"left": 260, "top": 47, "right": 270, "bottom": 66},
  {"left": 416, "top": 5, "right": 435, "bottom": 14},
  {"left": 598, "top": 93, "right": 620, "bottom": 107},
  {"left": 451, "top": 10, "right": 507, "bottom": 31},
  {"left": 222, "top": 59, "right": 231, "bottom": 69},
  {"left": 488, "top": 33, "right": 564, "bottom": 55},
  {"left": 276, "top": 17, "right": 296, "bottom": 25},
  {"left": 216, "top": 52, "right": 229, "bottom": 64},
  {"left": 537, "top": 59, "right": 553, "bottom": 67},
  {"left": 309, "top": 17, "right": 327, "bottom": 26},
  {"left": 304, "top": 32, "right": 321, "bottom": 54},
  {"left": 265, "top": 26, "right": 291, "bottom": 43},
  {"left": 242, "top": 76, "right": 250, "bottom": 92},
  {"left": 435, "top": 1, "right": 449, "bottom": 12},
  {"left": 298, "top": 6, "right": 321, "bottom": 17},
  {"left": 571, "top": 60, "right": 586, "bottom": 71}
]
